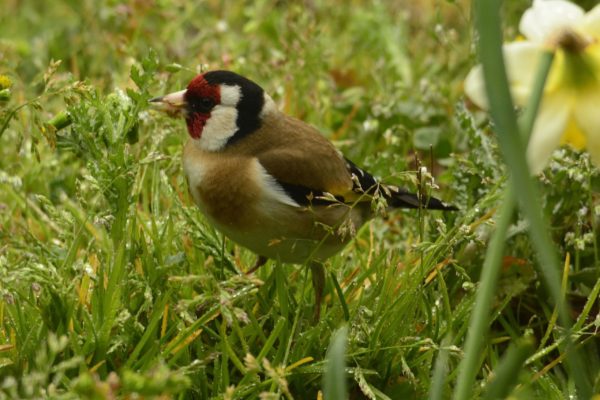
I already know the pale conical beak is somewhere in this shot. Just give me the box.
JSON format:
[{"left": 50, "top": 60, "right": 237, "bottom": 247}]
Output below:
[{"left": 149, "top": 89, "right": 187, "bottom": 115}]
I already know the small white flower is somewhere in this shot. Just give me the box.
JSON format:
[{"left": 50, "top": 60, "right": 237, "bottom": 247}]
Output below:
[
  {"left": 362, "top": 118, "right": 379, "bottom": 132},
  {"left": 465, "top": 0, "right": 600, "bottom": 174},
  {"left": 216, "top": 20, "right": 228, "bottom": 33}
]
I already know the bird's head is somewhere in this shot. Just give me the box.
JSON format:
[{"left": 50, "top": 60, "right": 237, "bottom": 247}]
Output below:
[{"left": 151, "top": 70, "right": 274, "bottom": 151}]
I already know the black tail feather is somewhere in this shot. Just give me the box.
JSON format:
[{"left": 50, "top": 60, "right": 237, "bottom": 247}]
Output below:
[
  {"left": 344, "top": 157, "right": 457, "bottom": 211},
  {"left": 388, "top": 190, "right": 457, "bottom": 211}
]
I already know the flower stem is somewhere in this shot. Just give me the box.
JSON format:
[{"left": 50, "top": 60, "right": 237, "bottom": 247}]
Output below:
[
  {"left": 454, "top": 19, "right": 556, "bottom": 400},
  {"left": 455, "top": 0, "right": 592, "bottom": 397}
]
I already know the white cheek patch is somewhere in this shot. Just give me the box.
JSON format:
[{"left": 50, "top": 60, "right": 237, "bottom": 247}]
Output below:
[
  {"left": 198, "top": 105, "right": 239, "bottom": 151},
  {"left": 198, "top": 84, "right": 243, "bottom": 152}
]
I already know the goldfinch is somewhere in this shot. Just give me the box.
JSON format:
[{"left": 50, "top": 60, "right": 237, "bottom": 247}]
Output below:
[{"left": 151, "top": 71, "right": 455, "bottom": 312}]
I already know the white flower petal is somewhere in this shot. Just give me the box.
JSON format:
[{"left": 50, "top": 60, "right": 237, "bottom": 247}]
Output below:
[
  {"left": 574, "top": 90, "right": 600, "bottom": 167},
  {"left": 519, "top": 0, "right": 585, "bottom": 43},
  {"left": 577, "top": 4, "right": 600, "bottom": 39},
  {"left": 464, "top": 42, "right": 543, "bottom": 109},
  {"left": 527, "top": 92, "right": 572, "bottom": 174},
  {"left": 464, "top": 64, "right": 488, "bottom": 109},
  {"left": 504, "top": 42, "right": 545, "bottom": 106}
]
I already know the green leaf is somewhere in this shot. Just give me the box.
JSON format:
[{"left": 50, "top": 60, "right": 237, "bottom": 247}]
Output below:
[
  {"left": 324, "top": 326, "right": 348, "bottom": 400},
  {"left": 413, "top": 126, "right": 441, "bottom": 150}
]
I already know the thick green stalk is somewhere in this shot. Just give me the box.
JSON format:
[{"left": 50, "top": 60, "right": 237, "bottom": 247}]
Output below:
[
  {"left": 518, "top": 51, "right": 554, "bottom": 141},
  {"left": 469, "top": 0, "right": 591, "bottom": 397},
  {"left": 453, "top": 21, "right": 555, "bottom": 400}
]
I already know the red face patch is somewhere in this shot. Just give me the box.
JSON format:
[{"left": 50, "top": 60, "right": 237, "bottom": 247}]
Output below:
[
  {"left": 186, "top": 113, "right": 209, "bottom": 139},
  {"left": 184, "top": 74, "right": 221, "bottom": 139},
  {"left": 186, "top": 74, "right": 221, "bottom": 101}
]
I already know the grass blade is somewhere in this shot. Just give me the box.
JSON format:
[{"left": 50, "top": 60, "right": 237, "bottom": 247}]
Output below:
[
  {"left": 329, "top": 272, "right": 350, "bottom": 322},
  {"left": 453, "top": 190, "right": 515, "bottom": 399},
  {"left": 482, "top": 336, "right": 535, "bottom": 400},
  {"left": 323, "top": 326, "right": 348, "bottom": 400}
]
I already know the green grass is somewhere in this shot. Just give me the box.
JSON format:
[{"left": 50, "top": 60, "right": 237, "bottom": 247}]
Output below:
[{"left": 1, "top": 0, "right": 599, "bottom": 398}]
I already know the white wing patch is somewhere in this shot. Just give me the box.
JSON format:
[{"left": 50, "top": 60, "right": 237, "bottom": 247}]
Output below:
[
  {"left": 198, "top": 85, "right": 242, "bottom": 151},
  {"left": 253, "top": 159, "right": 300, "bottom": 208}
]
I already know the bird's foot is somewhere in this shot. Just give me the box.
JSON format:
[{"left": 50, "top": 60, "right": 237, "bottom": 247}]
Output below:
[{"left": 246, "top": 255, "right": 268, "bottom": 275}]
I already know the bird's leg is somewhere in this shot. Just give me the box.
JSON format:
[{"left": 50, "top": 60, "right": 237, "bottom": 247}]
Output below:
[
  {"left": 310, "top": 261, "right": 326, "bottom": 321},
  {"left": 246, "top": 255, "right": 268, "bottom": 275}
]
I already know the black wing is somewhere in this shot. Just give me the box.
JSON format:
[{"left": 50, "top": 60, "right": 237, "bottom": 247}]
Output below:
[{"left": 272, "top": 156, "right": 456, "bottom": 211}]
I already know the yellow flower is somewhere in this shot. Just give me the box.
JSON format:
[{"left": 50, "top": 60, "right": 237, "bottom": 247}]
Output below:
[
  {"left": 0, "top": 75, "right": 11, "bottom": 90},
  {"left": 465, "top": 0, "right": 600, "bottom": 174}
]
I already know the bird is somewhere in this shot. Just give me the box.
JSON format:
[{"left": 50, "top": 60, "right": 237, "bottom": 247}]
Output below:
[{"left": 151, "top": 70, "right": 456, "bottom": 318}]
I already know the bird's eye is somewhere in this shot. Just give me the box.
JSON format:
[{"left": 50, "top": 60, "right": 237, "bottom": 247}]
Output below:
[
  {"left": 201, "top": 98, "right": 215, "bottom": 108},
  {"left": 192, "top": 97, "right": 215, "bottom": 113}
]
